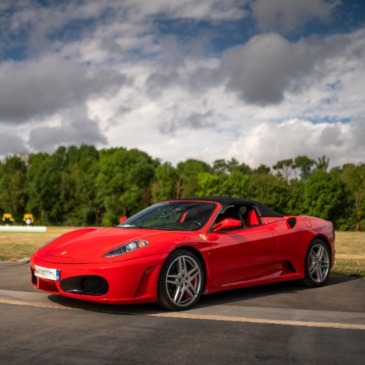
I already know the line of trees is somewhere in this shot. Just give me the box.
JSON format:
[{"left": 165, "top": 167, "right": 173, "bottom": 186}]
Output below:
[{"left": 0, "top": 145, "right": 364, "bottom": 230}]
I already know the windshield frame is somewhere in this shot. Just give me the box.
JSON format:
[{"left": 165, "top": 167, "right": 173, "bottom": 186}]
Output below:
[{"left": 117, "top": 201, "right": 217, "bottom": 231}]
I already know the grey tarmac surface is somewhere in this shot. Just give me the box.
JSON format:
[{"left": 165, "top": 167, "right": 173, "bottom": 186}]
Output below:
[{"left": 0, "top": 261, "right": 364, "bottom": 365}]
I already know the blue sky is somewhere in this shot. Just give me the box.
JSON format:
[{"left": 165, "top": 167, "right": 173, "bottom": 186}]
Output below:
[{"left": 0, "top": 0, "right": 364, "bottom": 168}]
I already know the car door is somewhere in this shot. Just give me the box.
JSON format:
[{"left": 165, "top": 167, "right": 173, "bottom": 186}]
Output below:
[{"left": 208, "top": 223, "right": 279, "bottom": 289}]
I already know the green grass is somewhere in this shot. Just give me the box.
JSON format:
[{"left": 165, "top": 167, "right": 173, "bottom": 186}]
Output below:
[{"left": 0, "top": 228, "right": 364, "bottom": 276}]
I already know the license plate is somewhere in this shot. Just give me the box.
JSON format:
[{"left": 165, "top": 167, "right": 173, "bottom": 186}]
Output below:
[{"left": 34, "top": 265, "right": 60, "bottom": 281}]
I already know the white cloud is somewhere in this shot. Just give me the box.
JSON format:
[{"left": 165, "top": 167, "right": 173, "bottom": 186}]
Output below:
[
  {"left": 0, "top": 56, "right": 127, "bottom": 123},
  {"left": 116, "top": 0, "right": 248, "bottom": 21},
  {"left": 251, "top": 0, "right": 334, "bottom": 33},
  {"left": 0, "top": 0, "right": 364, "bottom": 170},
  {"left": 0, "top": 133, "right": 27, "bottom": 155},
  {"left": 98, "top": 26, "right": 365, "bottom": 167},
  {"left": 229, "top": 119, "right": 364, "bottom": 168},
  {"left": 0, "top": 57, "right": 88, "bottom": 122},
  {"left": 27, "top": 107, "right": 108, "bottom": 152},
  {"left": 218, "top": 30, "right": 362, "bottom": 106}
]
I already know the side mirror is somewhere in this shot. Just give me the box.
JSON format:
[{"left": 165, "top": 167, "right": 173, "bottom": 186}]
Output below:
[
  {"left": 119, "top": 216, "right": 128, "bottom": 223},
  {"left": 213, "top": 218, "right": 242, "bottom": 232}
]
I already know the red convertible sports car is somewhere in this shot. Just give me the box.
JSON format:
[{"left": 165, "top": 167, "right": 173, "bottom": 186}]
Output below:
[{"left": 30, "top": 197, "right": 335, "bottom": 310}]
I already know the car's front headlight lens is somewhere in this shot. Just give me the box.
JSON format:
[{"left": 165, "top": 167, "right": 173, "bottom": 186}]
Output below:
[{"left": 103, "top": 239, "right": 149, "bottom": 257}]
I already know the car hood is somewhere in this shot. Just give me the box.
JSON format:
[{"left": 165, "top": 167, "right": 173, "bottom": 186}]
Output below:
[{"left": 34, "top": 227, "right": 200, "bottom": 264}]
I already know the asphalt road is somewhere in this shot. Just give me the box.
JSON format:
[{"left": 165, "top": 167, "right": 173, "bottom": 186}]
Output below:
[{"left": 0, "top": 261, "right": 364, "bottom": 365}]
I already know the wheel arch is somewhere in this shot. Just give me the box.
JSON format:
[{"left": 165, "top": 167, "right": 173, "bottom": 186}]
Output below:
[
  {"left": 166, "top": 245, "right": 208, "bottom": 287},
  {"left": 311, "top": 234, "right": 334, "bottom": 268},
  {"left": 157, "top": 245, "right": 207, "bottom": 310},
  {"left": 302, "top": 235, "right": 332, "bottom": 287}
]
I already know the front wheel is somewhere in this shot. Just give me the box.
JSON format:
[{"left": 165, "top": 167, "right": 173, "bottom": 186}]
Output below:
[
  {"left": 157, "top": 250, "right": 204, "bottom": 310},
  {"left": 303, "top": 239, "right": 331, "bottom": 287}
]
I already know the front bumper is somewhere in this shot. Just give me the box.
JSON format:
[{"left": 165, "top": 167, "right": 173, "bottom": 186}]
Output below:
[{"left": 30, "top": 254, "right": 165, "bottom": 305}]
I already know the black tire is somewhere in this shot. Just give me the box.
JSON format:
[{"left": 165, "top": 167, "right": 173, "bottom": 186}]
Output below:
[
  {"left": 303, "top": 239, "right": 331, "bottom": 287},
  {"left": 157, "top": 249, "right": 204, "bottom": 311}
]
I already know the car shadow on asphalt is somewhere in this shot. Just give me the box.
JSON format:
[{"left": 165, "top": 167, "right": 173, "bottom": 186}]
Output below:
[
  {"left": 195, "top": 275, "right": 363, "bottom": 310},
  {"left": 47, "top": 274, "right": 363, "bottom": 315}
]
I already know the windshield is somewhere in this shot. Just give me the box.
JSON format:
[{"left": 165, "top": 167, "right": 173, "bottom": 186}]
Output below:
[{"left": 118, "top": 201, "right": 216, "bottom": 231}]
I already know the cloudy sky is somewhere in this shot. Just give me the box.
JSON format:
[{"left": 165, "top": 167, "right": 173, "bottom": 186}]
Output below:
[{"left": 0, "top": 0, "right": 364, "bottom": 168}]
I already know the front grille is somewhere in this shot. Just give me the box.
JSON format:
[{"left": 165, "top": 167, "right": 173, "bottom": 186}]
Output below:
[
  {"left": 82, "top": 276, "right": 109, "bottom": 295},
  {"left": 60, "top": 276, "right": 109, "bottom": 296}
]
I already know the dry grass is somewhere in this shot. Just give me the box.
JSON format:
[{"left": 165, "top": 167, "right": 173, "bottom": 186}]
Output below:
[
  {"left": 0, "top": 228, "right": 364, "bottom": 276},
  {"left": 332, "top": 231, "right": 365, "bottom": 276},
  {"left": 0, "top": 227, "right": 76, "bottom": 261}
]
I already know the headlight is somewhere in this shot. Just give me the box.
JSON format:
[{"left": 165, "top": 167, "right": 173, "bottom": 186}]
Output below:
[{"left": 103, "top": 239, "right": 149, "bottom": 257}]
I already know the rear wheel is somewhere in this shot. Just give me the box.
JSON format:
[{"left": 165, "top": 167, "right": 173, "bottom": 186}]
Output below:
[
  {"left": 157, "top": 250, "right": 204, "bottom": 310},
  {"left": 303, "top": 239, "right": 331, "bottom": 287}
]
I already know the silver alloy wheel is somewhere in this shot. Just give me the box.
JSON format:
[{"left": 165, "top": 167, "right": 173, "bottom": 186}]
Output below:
[
  {"left": 165, "top": 254, "right": 203, "bottom": 308},
  {"left": 307, "top": 242, "right": 330, "bottom": 284}
]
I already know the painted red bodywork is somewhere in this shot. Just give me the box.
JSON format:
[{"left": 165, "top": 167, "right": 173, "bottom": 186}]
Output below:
[{"left": 30, "top": 199, "right": 335, "bottom": 305}]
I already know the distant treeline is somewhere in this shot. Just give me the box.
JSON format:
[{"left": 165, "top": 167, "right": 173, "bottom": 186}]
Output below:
[{"left": 0, "top": 145, "right": 364, "bottom": 230}]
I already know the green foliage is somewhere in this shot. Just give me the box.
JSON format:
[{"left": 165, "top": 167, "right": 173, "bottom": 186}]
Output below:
[
  {"left": 0, "top": 155, "right": 27, "bottom": 221},
  {"left": 0, "top": 149, "right": 364, "bottom": 230},
  {"left": 65, "top": 145, "right": 101, "bottom": 226},
  {"left": 220, "top": 169, "right": 250, "bottom": 198},
  {"left": 176, "top": 159, "right": 211, "bottom": 197},
  {"left": 249, "top": 172, "right": 291, "bottom": 213},
  {"left": 26, "top": 152, "right": 64, "bottom": 224},
  {"left": 152, "top": 162, "right": 178, "bottom": 202},
  {"left": 304, "top": 170, "right": 344, "bottom": 222},
  {"left": 96, "top": 148, "right": 157, "bottom": 225},
  {"left": 273, "top": 158, "right": 295, "bottom": 181},
  {"left": 196, "top": 172, "right": 220, "bottom": 196},
  {"left": 294, "top": 155, "right": 315, "bottom": 181},
  {"left": 254, "top": 164, "right": 271, "bottom": 175},
  {"left": 212, "top": 158, "right": 251, "bottom": 176},
  {"left": 315, "top": 155, "right": 330, "bottom": 171},
  {"left": 285, "top": 179, "right": 306, "bottom": 216},
  {"left": 336, "top": 163, "right": 365, "bottom": 230}
]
